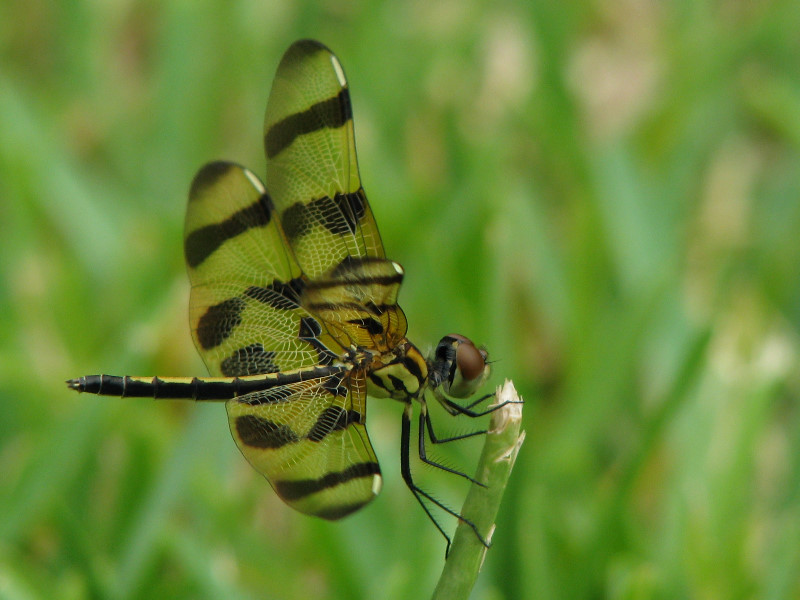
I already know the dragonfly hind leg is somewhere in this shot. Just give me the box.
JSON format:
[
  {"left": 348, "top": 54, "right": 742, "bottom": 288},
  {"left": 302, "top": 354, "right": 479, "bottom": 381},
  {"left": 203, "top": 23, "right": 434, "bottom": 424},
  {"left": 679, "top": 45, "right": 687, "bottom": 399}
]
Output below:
[{"left": 399, "top": 401, "right": 490, "bottom": 556}]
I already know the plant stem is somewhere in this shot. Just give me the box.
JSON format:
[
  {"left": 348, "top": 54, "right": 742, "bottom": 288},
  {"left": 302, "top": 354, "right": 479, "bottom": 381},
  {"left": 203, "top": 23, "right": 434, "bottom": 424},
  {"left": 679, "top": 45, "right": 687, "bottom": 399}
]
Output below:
[{"left": 431, "top": 380, "right": 525, "bottom": 600}]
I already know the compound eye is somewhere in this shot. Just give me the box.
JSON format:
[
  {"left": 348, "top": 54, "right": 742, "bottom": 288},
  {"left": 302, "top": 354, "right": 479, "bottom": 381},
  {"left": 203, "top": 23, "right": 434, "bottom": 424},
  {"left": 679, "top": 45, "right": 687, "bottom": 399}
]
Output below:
[
  {"left": 456, "top": 338, "right": 487, "bottom": 381},
  {"left": 442, "top": 334, "right": 490, "bottom": 398}
]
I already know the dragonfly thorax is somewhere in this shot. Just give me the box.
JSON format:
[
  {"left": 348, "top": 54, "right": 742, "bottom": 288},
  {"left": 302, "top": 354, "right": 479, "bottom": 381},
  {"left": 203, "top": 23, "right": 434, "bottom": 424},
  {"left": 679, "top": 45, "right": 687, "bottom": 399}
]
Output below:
[{"left": 365, "top": 339, "right": 428, "bottom": 400}]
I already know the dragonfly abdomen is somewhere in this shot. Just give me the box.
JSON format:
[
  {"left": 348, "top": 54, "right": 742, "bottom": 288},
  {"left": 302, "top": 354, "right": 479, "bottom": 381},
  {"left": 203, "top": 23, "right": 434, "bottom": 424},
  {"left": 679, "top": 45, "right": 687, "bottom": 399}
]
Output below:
[{"left": 67, "top": 365, "right": 348, "bottom": 402}]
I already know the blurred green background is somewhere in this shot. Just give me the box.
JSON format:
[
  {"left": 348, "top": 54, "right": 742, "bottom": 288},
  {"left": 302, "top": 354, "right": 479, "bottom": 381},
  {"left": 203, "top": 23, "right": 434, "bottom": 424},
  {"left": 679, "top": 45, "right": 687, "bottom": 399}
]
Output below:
[{"left": 2, "top": 1, "right": 800, "bottom": 598}]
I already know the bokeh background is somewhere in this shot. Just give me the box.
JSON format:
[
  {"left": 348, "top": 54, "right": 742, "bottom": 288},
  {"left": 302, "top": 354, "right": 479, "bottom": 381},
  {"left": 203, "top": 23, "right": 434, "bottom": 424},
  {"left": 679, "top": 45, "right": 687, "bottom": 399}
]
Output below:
[{"left": 3, "top": 1, "right": 800, "bottom": 598}]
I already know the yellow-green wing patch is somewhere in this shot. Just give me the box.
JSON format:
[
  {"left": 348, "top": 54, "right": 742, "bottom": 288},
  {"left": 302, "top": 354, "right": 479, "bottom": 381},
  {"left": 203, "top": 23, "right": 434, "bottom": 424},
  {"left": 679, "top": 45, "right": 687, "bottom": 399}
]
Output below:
[
  {"left": 303, "top": 256, "right": 408, "bottom": 352},
  {"left": 227, "top": 368, "right": 381, "bottom": 519},
  {"left": 263, "top": 39, "right": 384, "bottom": 279},
  {"left": 185, "top": 161, "right": 344, "bottom": 376}
]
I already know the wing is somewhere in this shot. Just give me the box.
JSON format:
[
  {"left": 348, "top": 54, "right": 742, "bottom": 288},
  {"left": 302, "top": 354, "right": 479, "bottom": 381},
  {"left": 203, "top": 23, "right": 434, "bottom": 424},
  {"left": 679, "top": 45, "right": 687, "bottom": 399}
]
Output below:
[
  {"left": 226, "top": 368, "right": 382, "bottom": 519},
  {"left": 263, "top": 40, "right": 408, "bottom": 350},
  {"left": 301, "top": 256, "right": 409, "bottom": 352},
  {"left": 186, "top": 163, "right": 383, "bottom": 517},
  {"left": 263, "top": 39, "right": 384, "bottom": 279},
  {"left": 184, "top": 161, "right": 343, "bottom": 376}
]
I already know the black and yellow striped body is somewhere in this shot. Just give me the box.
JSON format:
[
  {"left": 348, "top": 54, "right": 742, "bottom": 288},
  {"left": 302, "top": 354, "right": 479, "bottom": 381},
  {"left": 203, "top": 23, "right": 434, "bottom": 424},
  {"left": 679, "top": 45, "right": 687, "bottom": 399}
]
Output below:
[{"left": 68, "top": 40, "right": 491, "bottom": 532}]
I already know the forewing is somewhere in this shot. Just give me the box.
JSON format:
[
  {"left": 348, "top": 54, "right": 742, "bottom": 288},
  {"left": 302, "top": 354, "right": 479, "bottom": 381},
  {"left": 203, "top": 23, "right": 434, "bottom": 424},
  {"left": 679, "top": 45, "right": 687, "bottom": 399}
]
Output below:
[
  {"left": 184, "top": 162, "right": 343, "bottom": 376},
  {"left": 227, "top": 369, "right": 382, "bottom": 519},
  {"left": 263, "top": 39, "right": 384, "bottom": 279},
  {"left": 303, "top": 257, "right": 408, "bottom": 352}
]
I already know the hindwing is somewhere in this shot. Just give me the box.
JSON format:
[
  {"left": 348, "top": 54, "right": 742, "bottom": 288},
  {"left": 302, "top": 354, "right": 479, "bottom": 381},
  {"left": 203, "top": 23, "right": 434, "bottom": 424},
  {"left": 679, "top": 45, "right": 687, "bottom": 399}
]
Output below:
[
  {"left": 185, "top": 161, "right": 342, "bottom": 376},
  {"left": 227, "top": 368, "right": 382, "bottom": 519}
]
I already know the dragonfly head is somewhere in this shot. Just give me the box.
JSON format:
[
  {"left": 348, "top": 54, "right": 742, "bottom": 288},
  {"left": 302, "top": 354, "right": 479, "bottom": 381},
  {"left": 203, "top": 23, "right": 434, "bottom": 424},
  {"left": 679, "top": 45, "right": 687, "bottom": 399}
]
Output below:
[{"left": 430, "top": 334, "right": 490, "bottom": 398}]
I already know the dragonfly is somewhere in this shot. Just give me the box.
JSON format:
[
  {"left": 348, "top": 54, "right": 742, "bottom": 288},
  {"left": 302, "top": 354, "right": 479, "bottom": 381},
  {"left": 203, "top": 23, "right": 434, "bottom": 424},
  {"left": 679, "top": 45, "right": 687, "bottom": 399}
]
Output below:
[{"left": 68, "top": 39, "right": 500, "bottom": 553}]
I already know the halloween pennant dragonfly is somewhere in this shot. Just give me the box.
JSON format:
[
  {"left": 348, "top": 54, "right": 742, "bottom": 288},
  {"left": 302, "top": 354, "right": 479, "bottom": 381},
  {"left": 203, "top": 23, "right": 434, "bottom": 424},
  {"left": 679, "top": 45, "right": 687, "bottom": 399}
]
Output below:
[{"left": 68, "top": 39, "right": 499, "bottom": 552}]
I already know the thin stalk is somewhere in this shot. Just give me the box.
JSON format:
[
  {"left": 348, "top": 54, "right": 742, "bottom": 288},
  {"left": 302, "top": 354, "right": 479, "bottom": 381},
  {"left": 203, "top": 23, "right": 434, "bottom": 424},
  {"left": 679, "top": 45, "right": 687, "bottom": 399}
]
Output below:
[{"left": 431, "top": 380, "right": 525, "bottom": 600}]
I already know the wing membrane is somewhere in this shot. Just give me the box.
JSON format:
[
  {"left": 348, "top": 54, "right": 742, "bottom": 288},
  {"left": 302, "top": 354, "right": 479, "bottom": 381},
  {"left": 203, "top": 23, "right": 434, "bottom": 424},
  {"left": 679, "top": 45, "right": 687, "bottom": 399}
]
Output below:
[
  {"left": 263, "top": 39, "right": 384, "bottom": 278},
  {"left": 227, "top": 369, "right": 381, "bottom": 519},
  {"left": 184, "top": 42, "right": 398, "bottom": 520},
  {"left": 185, "top": 161, "right": 343, "bottom": 375},
  {"left": 303, "top": 257, "right": 408, "bottom": 351}
]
